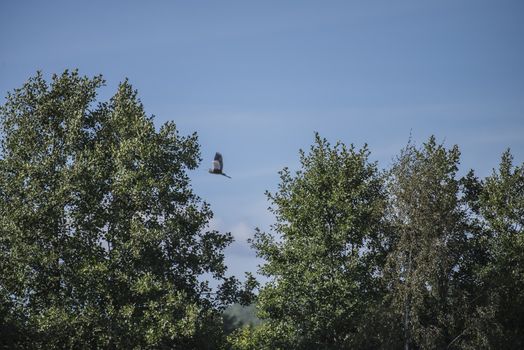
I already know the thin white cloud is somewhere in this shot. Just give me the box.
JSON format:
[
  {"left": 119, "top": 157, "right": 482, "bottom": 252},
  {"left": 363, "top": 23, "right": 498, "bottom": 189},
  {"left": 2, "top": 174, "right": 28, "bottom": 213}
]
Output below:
[{"left": 230, "top": 222, "right": 253, "bottom": 242}]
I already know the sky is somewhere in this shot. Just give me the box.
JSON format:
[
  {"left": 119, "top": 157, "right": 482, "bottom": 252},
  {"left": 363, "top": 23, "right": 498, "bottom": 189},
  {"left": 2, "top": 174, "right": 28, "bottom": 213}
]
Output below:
[{"left": 1, "top": 0, "right": 523, "bottom": 283}]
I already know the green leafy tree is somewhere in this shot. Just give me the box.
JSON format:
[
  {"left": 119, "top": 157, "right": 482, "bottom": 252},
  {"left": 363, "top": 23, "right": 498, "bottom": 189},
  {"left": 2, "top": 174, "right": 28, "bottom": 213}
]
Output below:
[
  {"left": 246, "top": 134, "right": 388, "bottom": 349},
  {"left": 0, "top": 71, "right": 240, "bottom": 349},
  {"left": 384, "top": 137, "right": 480, "bottom": 350},
  {"left": 472, "top": 151, "right": 524, "bottom": 349},
  {"left": 227, "top": 135, "right": 523, "bottom": 350}
]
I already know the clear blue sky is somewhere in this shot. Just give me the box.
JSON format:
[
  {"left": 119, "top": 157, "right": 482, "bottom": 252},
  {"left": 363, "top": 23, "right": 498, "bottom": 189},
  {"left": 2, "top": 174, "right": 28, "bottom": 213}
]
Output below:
[{"left": 1, "top": 0, "right": 523, "bottom": 282}]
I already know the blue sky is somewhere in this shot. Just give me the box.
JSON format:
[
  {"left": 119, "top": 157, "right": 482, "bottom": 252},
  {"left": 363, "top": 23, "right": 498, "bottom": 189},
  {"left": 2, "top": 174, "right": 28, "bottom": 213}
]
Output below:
[{"left": 1, "top": 0, "right": 523, "bottom": 282}]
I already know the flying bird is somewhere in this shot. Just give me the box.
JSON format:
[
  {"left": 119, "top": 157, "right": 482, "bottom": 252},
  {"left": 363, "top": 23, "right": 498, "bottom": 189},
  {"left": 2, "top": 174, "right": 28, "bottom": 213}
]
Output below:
[{"left": 209, "top": 152, "right": 231, "bottom": 178}]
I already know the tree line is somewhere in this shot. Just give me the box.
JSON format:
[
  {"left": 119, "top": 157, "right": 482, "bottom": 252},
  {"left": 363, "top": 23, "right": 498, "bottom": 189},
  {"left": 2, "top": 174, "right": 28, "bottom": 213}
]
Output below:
[
  {"left": 1, "top": 71, "right": 522, "bottom": 349},
  {"left": 231, "top": 134, "right": 523, "bottom": 349}
]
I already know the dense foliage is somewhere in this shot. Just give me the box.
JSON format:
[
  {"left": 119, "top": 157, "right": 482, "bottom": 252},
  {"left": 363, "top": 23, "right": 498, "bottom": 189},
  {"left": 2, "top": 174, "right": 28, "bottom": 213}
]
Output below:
[
  {"left": 0, "top": 71, "right": 244, "bottom": 349},
  {"left": 384, "top": 138, "right": 475, "bottom": 349},
  {"left": 1, "top": 71, "right": 522, "bottom": 349},
  {"left": 230, "top": 135, "right": 523, "bottom": 350},
  {"left": 246, "top": 135, "right": 389, "bottom": 349}
]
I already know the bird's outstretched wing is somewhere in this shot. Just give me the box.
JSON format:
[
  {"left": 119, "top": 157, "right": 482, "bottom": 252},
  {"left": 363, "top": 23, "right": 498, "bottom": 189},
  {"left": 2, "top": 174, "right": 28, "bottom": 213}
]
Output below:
[{"left": 214, "top": 152, "right": 223, "bottom": 172}]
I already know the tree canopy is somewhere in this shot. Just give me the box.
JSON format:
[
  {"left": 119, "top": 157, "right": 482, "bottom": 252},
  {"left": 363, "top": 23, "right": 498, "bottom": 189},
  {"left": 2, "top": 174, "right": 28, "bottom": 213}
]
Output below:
[
  {"left": 239, "top": 134, "right": 389, "bottom": 349},
  {"left": 229, "top": 135, "right": 524, "bottom": 350},
  {"left": 1, "top": 70, "right": 522, "bottom": 349},
  {"left": 0, "top": 71, "right": 244, "bottom": 349}
]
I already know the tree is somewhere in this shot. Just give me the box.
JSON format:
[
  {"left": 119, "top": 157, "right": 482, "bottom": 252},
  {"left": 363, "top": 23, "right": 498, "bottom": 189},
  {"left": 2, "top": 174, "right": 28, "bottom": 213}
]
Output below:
[
  {"left": 472, "top": 150, "right": 524, "bottom": 348},
  {"left": 226, "top": 134, "right": 523, "bottom": 350},
  {"left": 384, "top": 137, "right": 479, "bottom": 349},
  {"left": 246, "top": 134, "right": 389, "bottom": 349},
  {"left": 0, "top": 71, "right": 240, "bottom": 348}
]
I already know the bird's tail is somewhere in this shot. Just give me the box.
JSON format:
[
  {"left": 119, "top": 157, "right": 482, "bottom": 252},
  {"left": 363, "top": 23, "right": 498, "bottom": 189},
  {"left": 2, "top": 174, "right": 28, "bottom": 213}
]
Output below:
[{"left": 222, "top": 173, "right": 232, "bottom": 179}]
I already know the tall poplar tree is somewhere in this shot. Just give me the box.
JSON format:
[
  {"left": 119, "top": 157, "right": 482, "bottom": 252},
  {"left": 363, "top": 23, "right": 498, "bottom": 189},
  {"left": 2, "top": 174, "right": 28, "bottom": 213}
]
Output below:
[{"left": 385, "top": 137, "right": 471, "bottom": 349}]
